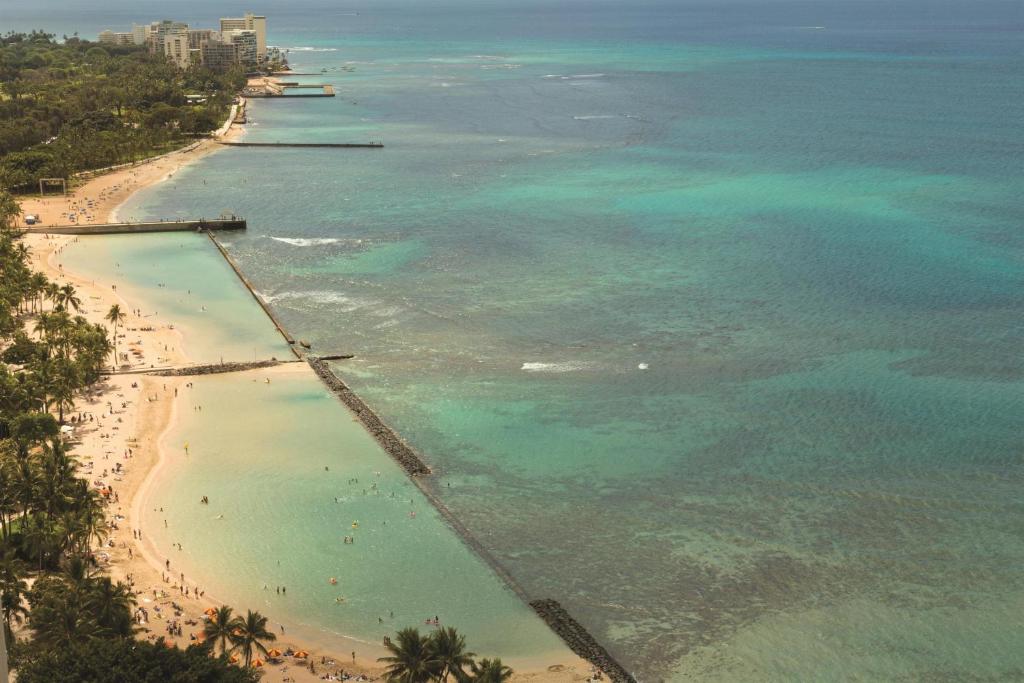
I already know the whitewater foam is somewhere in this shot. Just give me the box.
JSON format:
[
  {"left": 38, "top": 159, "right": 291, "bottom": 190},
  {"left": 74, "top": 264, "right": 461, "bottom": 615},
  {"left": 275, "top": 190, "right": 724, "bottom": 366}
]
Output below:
[
  {"left": 521, "top": 361, "right": 592, "bottom": 373},
  {"left": 268, "top": 236, "right": 343, "bottom": 247}
]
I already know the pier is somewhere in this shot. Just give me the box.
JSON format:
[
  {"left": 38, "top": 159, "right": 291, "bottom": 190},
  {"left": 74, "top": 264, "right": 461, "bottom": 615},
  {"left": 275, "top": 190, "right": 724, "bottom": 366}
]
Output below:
[
  {"left": 21, "top": 218, "right": 246, "bottom": 235},
  {"left": 243, "top": 82, "right": 335, "bottom": 98},
  {"left": 217, "top": 142, "right": 383, "bottom": 149}
]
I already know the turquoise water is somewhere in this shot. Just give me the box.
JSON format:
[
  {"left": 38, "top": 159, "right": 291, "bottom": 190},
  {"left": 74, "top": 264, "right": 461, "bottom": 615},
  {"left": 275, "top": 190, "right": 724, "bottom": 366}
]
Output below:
[
  {"left": 146, "top": 368, "right": 566, "bottom": 662},
  {"left": 16, "top": 0, "right": 1024, "bottom": 679},
  {"left": 60, "top": 233, "right": 291, "bottom": 364}
]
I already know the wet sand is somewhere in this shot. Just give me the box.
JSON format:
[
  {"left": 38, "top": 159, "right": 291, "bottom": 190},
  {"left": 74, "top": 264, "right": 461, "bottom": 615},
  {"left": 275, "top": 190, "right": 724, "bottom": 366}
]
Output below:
[{"left": 18, "top": 108, "right": 592, "bottom": 683}]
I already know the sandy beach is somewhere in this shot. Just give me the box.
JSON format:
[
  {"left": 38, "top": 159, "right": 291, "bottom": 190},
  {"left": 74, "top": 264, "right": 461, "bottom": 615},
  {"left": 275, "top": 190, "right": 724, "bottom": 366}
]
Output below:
[{"left": 17, "top": 106, "right": 592, "bottom": 682}]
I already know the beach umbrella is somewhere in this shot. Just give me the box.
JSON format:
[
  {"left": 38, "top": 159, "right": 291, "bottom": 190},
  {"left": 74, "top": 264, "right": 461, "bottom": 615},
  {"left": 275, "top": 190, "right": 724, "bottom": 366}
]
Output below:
[
  {"left": 229, "top": 654, "right": 239, "bottom": 664},
  {"left": 252, "top": 658, "right": 264, "bottom": 668},
  {"left": 294, "top": 650, "right": 309, "bottom": 659},
  {"left": 267, "top": 648, "right": 282, "bottom": 658},
  {"left": 204, "top": 607, "right": 217, "bottom": 617},
  {"left": 163, "top": 638, "right": 176, "bottom": 648}
]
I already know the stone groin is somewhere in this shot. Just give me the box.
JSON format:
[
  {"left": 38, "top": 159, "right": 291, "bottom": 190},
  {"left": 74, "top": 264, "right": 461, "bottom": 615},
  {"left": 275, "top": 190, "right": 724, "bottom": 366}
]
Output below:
[
  {"left": 22, "top": 218, "right": 245, "bottom": 236},
  {"left": 306, "top": 357, "right": 431, "bottom": 476},
  {"left": 217, "top": 142, "right": 383, "bottom": 149},
  {"left": 530, "top": 599, "right": 635, "bottom": 683},
  {"left": 150, "top": 360, "right": 285, "bottom": 377},
  {"left": 205, "top": 232, "right": 299, "bottom": 354}
]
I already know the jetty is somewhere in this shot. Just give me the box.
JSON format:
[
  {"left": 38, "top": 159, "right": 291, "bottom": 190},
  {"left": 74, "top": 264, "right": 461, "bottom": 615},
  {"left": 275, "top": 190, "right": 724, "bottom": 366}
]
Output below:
[
  {"left": 531, "top": 600, "right": 636, "bottom": 683},
  {"left": 243, "top": 82, "right": 334, "bottom": 98},
  {"left": 21, "top": 218, "right": 246, "bottom": 235},
  {"left": 196, "top": 233, "right": 633, "bottom": 681},
  {"left": 205, "top": 232, "right": 299, "bottom": 354},
  {"left": 217, "top": 142, "right": 382, "bottom": 149}
]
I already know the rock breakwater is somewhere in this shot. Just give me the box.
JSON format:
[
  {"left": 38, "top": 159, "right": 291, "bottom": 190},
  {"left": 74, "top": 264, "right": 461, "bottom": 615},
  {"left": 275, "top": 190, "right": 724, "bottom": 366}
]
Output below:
[
  {"left": 151, "top": 360, "right": 284, "bottom": 376},
  {"left": 530, "top": 599, "right": 635, "bottom": 683},
  {"left": 306, "top": 357, "right": 431, "bottom": 476}
]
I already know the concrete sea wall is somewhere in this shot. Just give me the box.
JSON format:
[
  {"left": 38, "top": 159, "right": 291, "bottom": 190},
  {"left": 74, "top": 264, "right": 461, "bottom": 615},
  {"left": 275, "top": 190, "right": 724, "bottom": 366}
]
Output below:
[{"left": 24, "top": 219, "right": 246, "bottom": 235}]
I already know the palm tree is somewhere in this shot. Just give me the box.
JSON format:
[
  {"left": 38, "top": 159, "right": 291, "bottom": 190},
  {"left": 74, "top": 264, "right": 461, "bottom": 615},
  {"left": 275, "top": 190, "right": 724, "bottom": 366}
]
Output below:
[
  {"left": 29, "top": 272, "right": 48, "bottom": 313},
  {"left": 44, "top": 281, "right": 61, "bottom": 310},
  {"left": 230, "top": 609, "right": 276, "bottom": 667},
  {"left": 204, "top": 605, "right": 240, "bottom": 656},
  {"left": 84, "top": 577, "right": 136, "bottom": 637},
  {"left": 0, "top": 548, "right": 28, "bottom": 645},
  {"left": 76, "top": 494, "right": 108, "bottom": 553},
  {"left": 104, "top": 304, "right": 126, "bottom": 368},
  {"left": 430, "top": 627, "right": 475, "bottom": 682},
  {"left": 468, "top": 659, "right": 513, "bottom": 683},
  {"left": 0, "top": 465, "right": 18, "bottom": 540},
  {"left": 379, "top": 628, "right": 442, "bottom": 683},
  {"left": 56, "top": 283, "right": 82, "bottom": 312}
]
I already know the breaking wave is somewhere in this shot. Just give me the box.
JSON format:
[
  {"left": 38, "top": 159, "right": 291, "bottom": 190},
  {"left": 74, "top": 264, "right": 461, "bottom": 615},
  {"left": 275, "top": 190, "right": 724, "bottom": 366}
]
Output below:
[
  {"left": 268, "top": 236, "right": 343, "bottom": 247},
  {"left": 521, "top": 361, "right": 592, "bottom": 373}
]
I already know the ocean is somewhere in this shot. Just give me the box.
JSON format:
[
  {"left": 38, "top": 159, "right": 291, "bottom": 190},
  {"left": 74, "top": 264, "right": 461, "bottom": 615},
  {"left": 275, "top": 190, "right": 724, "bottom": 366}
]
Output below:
[{"left": 12, "top": 0, "right": 1024, "bottom": 679}]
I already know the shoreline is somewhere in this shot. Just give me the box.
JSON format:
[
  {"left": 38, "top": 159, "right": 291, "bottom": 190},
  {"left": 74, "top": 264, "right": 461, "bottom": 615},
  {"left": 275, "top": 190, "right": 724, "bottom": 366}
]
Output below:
[
  {"left": 18, "top": 117, "right": 246, "bottom": 230},
  {"left": 20, "top": 98, "right": 594, "bottom": 681}
]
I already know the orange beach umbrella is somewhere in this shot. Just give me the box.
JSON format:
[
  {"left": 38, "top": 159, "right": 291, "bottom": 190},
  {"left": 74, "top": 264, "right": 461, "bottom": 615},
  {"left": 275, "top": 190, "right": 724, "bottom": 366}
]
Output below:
[
  {"left": 252, "top": 658, "right": 264, "bottom": 668},
  {"left": 267, "top": 648, "right": 282, "bottom": 658},
  {"left": 293, "top": 650, "right": 309, "bottom": 659}
]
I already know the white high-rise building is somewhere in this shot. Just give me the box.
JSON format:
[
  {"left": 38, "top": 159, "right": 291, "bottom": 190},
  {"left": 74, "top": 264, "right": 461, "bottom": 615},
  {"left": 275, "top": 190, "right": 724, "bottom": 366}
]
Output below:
[
  {"left": 162, "top": 29, "right": 191, "bottom": 69},
  {"left": 131, "top": 24, "right": 148, "bottom": 45},
  {"left": 219, "top": 13, "right": 266, "bottom": 62},
  {"left": 223, "top": 29, "right": 258, "bottom": 67}
]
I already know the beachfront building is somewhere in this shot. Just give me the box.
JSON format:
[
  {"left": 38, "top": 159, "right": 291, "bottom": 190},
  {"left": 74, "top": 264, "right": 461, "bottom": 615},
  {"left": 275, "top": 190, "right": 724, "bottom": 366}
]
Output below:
[
  {"left": 162, "top": 30, "right": 192, "bottom": 69},
  {"left": 98, "top": 14, "right": 270, "bottom": 71},
  {"left": 220, "top": 13, "right": 267, "bottom": 62},
  {"left": 188, "top": 29, "right": 214, "bottom": 50},
  {"left": 224, "top": 30, "right": 259, "bottom": 68},
  {"left": 200, "top": 39, "right": 240, "bottom": 72},
  {"left": 145, "top": 20, "right": 189, "bottom": 58},
  {"left": 98, "top": 30, "right": 135, "bottom": 46},
  {"left": 131, "top": 24, "right": 148, "bottom": 45}
]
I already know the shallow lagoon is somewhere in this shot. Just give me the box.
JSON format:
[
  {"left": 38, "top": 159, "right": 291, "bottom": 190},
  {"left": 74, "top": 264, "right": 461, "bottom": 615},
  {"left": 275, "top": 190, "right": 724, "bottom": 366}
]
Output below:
[
  {"left": 145, "top": 367, "right": 566, "bottom": 662},
  {"left": 60, "top": 233, "right": 291, "bottom": 364}
]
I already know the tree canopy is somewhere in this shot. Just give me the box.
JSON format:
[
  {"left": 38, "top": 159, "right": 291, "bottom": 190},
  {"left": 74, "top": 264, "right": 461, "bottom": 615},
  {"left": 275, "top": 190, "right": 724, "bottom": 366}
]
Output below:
[
  {"left": 0, "top": 31, "right": 245, "bottom": 190},
  {"left": 13, "top": 638, "right": 259, "bottom": 683}
]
